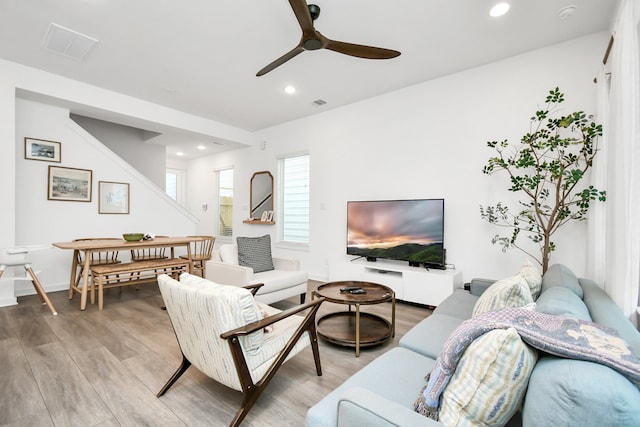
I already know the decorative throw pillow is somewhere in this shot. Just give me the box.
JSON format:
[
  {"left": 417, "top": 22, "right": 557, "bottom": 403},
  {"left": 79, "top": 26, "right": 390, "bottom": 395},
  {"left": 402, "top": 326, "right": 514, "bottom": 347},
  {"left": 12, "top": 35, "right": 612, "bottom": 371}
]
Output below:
[
  {"left": 236, "top": 235, "right": 275, "bottom": 273},
  {"left": 472, "top": 274, "right": 533, "bottom": 316},
  {"left": 519, "top": 259, "right": 542, "bottom": 300},
  {"left": 438, "top": 328, "right": 538, "bottom": 426},
  {"left": 219, "top": 244, "right": 239, "bottom": 265}
]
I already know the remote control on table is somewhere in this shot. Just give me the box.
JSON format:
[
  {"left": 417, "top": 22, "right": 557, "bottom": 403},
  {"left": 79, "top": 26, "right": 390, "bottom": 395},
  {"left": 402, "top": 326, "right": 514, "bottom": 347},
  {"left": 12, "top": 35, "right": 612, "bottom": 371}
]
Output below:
[
  {"left": 349, "top": 288, "right": 366, "bottom": 294},
  {"left": 340, "top": 286, "right": 362, "bottom": 293}
]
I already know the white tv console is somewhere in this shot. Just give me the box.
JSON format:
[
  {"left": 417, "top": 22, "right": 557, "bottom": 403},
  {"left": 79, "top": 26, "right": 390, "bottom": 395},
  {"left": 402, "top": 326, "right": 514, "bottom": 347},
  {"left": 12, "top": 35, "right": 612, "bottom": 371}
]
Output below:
[{"left": 329, "top": 258, "right": 462, "bottom": 307}]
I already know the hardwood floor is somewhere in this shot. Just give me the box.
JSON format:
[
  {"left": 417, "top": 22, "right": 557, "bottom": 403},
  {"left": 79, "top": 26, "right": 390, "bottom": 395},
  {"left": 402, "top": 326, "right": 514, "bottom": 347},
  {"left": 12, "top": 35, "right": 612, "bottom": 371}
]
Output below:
[{"left": 0, "top": 281, "right": 431, "bottom": 426}]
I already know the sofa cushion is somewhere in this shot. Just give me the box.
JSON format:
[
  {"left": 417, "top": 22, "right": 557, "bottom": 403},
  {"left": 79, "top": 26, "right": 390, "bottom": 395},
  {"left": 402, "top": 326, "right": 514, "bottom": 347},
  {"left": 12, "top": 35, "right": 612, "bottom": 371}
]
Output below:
[
  {"left": 518, "top": 259, "right": 542, "bottom": 300},
  {"left": 237, "top": 235, "right": 274, "bottom": 273},
  {"left": 541, "top": 263, "right": 583, "bottom": 298},
  {"left": 535, "top": 286, "right": 591, "bottom": 320},
  {"left": 433, "top": 289, "right": 479, "bottom": 320},
  {"left": 469, "top": 278, "right": 496, "bottom": 296},
  {"left": 472, "top": 274, "right": 533, "bottom": 316},
  {"left": 399, "top": 314, "right": 464, "bottom": 359},
  {"left": 305, "top": 347, "right": 436, "bottom": 427},
  {"left": 581, "top": 278, "right": 640, "bottom": 357},
  {"left": 523, "top": 356, "right": 640, "bottom": 427},
  {"left": 437, "top": 328, "right": 538, "bottom": 426},
  {"left": 219, "top": 243, "right": 239, "bottom": 265}
]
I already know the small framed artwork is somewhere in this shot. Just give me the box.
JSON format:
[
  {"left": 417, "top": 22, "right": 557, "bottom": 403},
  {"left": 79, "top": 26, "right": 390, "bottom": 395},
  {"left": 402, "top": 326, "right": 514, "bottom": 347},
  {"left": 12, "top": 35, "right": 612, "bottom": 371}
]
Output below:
[
  {"left": 48, "top": 165, "right": 92, "bottom": 202},
  {"left": 99, "top": 181, "right": 130, "bottom": 214},
  {"left": 25, "top": 137, "right": 61, "bottom": 162},
  {"left": 266, "top": 210, "right": 274, "bottom": 221},
  {"left": 260, "top": 211, "right": 269, "bottom": 221}
]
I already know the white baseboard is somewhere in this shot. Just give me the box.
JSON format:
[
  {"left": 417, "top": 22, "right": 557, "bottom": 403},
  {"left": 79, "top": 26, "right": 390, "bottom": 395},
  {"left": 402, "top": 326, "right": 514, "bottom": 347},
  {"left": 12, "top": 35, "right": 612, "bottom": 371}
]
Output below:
[
  {"left": 0, "top": 297, "right": 18, "bottom": 307},
  {"left": 14, "top": 281, "right": 68, "bottom": 297}
]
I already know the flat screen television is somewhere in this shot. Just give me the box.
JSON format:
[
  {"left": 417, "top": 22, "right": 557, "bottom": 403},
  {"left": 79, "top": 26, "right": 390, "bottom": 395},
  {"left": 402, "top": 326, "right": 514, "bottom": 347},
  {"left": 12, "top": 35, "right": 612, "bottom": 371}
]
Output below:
[{"left": 346, "top": 198, "right": 445, "bottom": 269}]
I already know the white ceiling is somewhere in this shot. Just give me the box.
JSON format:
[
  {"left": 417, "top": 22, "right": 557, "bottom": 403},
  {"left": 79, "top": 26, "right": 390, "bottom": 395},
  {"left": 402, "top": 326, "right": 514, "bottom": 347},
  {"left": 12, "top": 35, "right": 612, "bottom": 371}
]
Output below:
[{"left": 0, "top": 1, "right": 618, "bottom": 159}]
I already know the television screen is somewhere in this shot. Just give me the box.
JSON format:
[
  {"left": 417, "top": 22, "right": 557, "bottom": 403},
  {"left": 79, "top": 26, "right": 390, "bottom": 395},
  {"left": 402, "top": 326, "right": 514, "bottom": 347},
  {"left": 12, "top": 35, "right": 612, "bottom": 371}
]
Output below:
[{"left": 347, "top": 199, "right": 445, "bottom": 268}]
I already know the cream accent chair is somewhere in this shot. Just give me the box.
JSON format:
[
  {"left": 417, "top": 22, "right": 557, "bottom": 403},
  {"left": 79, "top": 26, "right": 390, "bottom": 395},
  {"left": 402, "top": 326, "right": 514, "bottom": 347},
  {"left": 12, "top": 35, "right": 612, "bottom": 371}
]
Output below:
[
  {"left": 205, "top": 243, "right": 308, "bottom": 304},
  {"left": 157, "top": 273, "right": 324, "bottom": 427}
]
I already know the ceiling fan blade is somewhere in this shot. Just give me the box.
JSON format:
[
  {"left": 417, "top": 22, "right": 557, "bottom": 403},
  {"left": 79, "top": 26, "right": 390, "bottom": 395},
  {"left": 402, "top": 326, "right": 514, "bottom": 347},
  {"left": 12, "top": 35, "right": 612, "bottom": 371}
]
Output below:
[
  {"left": 324, "top": 38, "right": 401, "bottom": 59},
  {"left": 256, "top": 45, "right": 305, "bottom": 76},
  {"left": 289, "top": 0, "right": 315, "bottom": 32}
]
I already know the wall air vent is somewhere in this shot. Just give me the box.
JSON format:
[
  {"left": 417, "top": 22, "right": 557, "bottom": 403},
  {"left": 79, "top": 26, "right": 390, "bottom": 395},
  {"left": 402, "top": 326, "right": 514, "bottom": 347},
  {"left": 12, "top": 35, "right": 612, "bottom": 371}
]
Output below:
[
  {"left": 42, "top": 23, "right": 98, "bottom": 61},
  {"left": 312, "top": 99, "right": 327, "bottom": 106}
]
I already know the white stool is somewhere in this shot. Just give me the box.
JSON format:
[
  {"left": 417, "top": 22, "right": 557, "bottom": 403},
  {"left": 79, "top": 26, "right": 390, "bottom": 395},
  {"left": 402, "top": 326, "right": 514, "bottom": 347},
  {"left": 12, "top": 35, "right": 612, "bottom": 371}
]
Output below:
[{"left": 0, "top": 247, "right": 57, "bottom": 315}]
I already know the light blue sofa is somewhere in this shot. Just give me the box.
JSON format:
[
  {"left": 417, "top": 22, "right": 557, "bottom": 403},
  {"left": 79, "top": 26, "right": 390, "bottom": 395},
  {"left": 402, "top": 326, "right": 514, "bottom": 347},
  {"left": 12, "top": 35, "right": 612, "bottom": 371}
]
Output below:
[{"left": 305, "top": 264, "right": 640, "bottom": 427}]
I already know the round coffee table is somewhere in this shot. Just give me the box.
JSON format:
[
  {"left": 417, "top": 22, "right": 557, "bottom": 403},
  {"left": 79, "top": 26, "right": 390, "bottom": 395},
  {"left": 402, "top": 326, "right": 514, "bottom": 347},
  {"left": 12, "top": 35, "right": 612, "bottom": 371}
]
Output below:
[{"left": 313, "top": 280, "right": 395, "bottom": 357}]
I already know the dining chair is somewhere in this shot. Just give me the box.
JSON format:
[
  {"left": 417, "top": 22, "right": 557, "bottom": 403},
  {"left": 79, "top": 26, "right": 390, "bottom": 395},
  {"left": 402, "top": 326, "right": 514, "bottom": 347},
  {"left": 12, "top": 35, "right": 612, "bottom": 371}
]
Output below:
[
  {"left": 130, "top": 236, "right": 170, "bottom": 262},
  {"left": 0, "top": 247, "right": 57, "bottom": 315},
  {"left": 179, "top": 236, "right": 215, "bottom": 277},
  {"left": 69, "top": 238, "right": 121, "bottom": 304},
  {"left": 157, "top": 273, "right": 324, "bottom": 427}
]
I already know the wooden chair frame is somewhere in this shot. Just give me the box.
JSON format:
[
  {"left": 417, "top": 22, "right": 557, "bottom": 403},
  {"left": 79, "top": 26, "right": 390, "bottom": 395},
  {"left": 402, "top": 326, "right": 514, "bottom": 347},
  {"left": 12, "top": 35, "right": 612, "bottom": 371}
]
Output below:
[
  {"left": 157, "top": 283, "right": 325, "bottom": 427},
  {"left": 69, "top": 238, "right": 121, "bottom": 304},
  {"left": 179, "top": 235, "right": 215, "bottom": 278}
]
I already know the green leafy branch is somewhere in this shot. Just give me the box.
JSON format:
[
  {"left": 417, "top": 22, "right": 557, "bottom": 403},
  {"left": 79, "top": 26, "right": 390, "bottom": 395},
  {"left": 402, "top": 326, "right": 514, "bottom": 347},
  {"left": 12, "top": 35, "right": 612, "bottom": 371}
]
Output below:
[{"left": 479, "top": 87, "right": 606, "bottom": 272}]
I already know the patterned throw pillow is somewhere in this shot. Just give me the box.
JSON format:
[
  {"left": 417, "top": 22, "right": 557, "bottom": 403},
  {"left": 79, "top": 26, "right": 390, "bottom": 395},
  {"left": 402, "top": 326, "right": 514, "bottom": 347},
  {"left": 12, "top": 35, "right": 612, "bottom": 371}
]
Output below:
[
  {"left": 236, "top": 235, "right": 275, "bottom": 273},
  {"left": 438, "top": 328, "right": 538, "bottom": 426},
  {"left": 519, "top": 259, "right": 542, "bottom": 300},
  {"left": 472, "top": 274, "right": 533, "bottom": 316}
]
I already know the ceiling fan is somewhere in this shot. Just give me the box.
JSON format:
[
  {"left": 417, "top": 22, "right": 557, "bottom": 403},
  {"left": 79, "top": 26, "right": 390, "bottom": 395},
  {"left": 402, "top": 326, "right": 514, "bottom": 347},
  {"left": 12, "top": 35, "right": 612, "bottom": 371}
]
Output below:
[{"left": 256, "top": 0, "right": 401, "bottom": 76}]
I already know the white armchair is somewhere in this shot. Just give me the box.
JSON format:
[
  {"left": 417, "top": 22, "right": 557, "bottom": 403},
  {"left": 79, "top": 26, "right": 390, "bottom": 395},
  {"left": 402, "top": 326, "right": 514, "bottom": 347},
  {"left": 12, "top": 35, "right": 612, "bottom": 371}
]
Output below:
[{"left": 205, "top": 242, "right": 308, "bottom": 305}]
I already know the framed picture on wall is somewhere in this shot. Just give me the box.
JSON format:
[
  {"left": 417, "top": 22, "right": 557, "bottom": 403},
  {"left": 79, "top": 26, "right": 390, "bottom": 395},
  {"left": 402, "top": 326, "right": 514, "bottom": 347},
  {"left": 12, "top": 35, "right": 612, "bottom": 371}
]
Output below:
[
  {"left": 48, "top": 165, "right": 92, "bottom": 202},
  {"left": 25, "top": 137, "right": 61, "bottom": 162},
  {"left": 99, "top": 181, "right": 130, "bottom": 214}
]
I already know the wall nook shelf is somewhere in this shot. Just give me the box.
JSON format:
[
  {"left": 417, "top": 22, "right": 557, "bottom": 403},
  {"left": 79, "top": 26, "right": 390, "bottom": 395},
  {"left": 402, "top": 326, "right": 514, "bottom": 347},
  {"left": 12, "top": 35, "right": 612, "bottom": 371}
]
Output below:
[{"left": 243, "top": 220, "right": 275, "bottom": 225}]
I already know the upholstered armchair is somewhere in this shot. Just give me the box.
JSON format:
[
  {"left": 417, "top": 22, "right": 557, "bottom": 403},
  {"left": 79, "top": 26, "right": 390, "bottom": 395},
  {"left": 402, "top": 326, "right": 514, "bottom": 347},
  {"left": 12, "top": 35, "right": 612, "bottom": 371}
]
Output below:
[
  {"left": 157, "top": 273, "right": 324, "bottom": 427},
  {"left": 205, "top": 235, "right": 308, "bottom": 304}
]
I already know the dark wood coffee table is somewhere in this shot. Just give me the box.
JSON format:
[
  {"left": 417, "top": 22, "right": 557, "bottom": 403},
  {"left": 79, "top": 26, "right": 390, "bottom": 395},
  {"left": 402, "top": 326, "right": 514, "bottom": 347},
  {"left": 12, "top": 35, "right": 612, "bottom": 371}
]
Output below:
[{"left": 312, "top": 281, "right": 395, "bottom": 357}]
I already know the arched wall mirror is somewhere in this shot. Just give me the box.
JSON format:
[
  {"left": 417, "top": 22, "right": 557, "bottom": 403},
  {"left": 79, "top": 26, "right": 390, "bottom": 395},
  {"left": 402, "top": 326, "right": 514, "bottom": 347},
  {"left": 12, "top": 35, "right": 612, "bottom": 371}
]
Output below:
[{"left": 250, "top": 171, "right": 274, "bottom": 220}]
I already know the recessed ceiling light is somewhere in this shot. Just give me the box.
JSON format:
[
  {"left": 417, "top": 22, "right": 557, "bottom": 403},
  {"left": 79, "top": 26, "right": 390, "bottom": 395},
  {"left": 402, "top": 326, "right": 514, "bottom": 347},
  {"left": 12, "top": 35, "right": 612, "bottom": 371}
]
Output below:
[
  {"left": 176, "top": 151, "right": 184, "bottom": 156},
  {"left": 197, "top": 145, "right": 206, "bottom": 150},
  {"left": 283, "top": 85, "right": 296, "bottom": 95},
  {"left": 490, "top": 2, "right": 510, "bottom": 17}
]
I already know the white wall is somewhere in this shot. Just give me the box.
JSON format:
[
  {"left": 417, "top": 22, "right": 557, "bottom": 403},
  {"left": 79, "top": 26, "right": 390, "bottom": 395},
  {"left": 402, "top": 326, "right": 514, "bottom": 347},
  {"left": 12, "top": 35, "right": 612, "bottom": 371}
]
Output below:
[
  {"left": 71, "top": 114, "right": 167, "bottom": 188},
  {"left": 0, "top": 56, "right": 255, "bottom": 306},
  {"left": 185, "top": 32, "right": 610, "bottom": 283},
  {"left": 12, "top": 98, "right": 199, "bottom": 296}
]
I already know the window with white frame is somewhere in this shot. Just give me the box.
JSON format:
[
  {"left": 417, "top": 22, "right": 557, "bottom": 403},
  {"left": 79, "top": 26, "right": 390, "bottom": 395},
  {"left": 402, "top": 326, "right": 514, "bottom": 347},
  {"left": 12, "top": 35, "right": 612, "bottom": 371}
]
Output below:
[
  {"left": 166, "top": 169, "right": 181, "bottom": 202},
  {"left": 218, "top": 168, "right": 233, "bottom": 237},
  {"left": 278, "top": 154, "right": 309, "bottom": 244}
]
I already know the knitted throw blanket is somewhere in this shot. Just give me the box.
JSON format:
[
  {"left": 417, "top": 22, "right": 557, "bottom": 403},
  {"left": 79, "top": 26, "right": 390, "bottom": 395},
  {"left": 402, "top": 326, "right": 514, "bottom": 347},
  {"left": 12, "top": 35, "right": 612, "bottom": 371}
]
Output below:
[{"left": 415, "top": 307, "right": 640, "bottom": 420}]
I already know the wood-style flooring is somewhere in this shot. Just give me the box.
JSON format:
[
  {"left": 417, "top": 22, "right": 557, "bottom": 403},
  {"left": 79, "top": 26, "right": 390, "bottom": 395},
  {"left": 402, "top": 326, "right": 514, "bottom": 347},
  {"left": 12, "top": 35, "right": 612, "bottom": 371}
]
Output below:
[{"left": 0, "top": 280, "right": 431, "bottom": 426}]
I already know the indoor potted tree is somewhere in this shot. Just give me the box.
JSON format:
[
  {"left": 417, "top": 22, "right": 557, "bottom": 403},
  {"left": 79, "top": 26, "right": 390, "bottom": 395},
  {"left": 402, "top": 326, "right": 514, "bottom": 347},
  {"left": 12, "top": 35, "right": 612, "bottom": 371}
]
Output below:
[{"left": 480, "top": 87, "right": 606, "bottom": 273}]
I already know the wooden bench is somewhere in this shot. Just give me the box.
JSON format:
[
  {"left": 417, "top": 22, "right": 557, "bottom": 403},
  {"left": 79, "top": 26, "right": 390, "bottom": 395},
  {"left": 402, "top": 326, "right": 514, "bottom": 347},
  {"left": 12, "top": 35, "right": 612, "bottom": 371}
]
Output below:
[{"left": 90, "top": 258, "right": 190, "bottom": 310}]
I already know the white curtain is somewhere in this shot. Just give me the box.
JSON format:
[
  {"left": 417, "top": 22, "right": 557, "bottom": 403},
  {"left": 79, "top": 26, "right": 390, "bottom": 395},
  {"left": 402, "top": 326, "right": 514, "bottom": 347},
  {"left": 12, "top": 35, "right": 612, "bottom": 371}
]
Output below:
[{"left": 590, "top": 0, "right": 640, "bottom": 325}]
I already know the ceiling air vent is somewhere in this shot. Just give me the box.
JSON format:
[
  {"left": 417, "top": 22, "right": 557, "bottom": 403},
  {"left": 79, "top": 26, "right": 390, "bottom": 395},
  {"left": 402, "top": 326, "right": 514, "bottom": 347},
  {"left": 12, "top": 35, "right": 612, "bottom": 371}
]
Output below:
[
  {"left": 312, "top": 99, "right": 327, "bottom": 106},
  {"left": 42, "top": 23, "right": 98, "bottom": 61}
]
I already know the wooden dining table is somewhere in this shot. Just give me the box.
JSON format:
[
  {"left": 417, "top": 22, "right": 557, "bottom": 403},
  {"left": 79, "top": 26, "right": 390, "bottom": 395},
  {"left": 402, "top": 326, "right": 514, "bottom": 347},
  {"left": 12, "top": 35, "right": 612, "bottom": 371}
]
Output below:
[{"left": 52, "top": 236, "right": 202, "bottom": 310}]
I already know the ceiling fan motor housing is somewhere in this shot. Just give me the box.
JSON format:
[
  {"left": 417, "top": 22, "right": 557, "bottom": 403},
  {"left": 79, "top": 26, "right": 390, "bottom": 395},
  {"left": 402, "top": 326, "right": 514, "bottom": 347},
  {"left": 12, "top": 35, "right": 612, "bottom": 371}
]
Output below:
[{"left": 303, "top": 38, "right": 323, "bottom": 50}]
